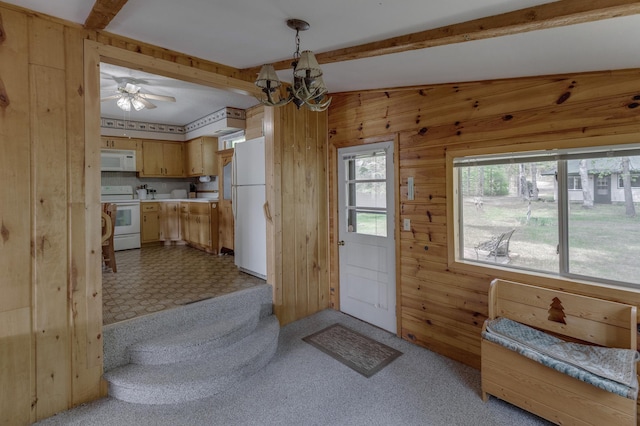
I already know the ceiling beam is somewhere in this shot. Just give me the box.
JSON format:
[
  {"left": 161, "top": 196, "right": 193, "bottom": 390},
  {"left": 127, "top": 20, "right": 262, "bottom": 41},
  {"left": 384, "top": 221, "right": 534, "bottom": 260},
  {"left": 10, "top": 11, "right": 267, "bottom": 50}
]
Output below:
[
  {"left": 84, "top": 0, "right": 129, "bottom": 30},
  {"left": 243, "top": 0, "right": 640, "bottom": 76}
]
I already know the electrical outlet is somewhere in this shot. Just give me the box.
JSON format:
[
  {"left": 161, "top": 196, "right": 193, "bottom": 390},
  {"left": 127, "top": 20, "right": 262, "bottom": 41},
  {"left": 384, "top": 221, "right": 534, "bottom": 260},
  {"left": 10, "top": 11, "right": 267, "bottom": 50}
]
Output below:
[{"left": 403, "top": 218, "right": 411, "bottom": 231}]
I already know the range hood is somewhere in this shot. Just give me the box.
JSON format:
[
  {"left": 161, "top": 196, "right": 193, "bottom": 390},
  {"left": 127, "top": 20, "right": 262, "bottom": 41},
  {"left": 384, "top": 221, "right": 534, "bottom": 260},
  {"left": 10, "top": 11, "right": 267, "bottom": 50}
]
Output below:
[{"left": 184, "top": 107, "right": 246, "bottom": 137}]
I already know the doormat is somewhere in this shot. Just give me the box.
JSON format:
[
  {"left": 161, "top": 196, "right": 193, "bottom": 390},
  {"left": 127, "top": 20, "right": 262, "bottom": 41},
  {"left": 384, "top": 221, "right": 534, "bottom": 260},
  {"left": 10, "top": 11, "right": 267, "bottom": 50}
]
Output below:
[{"left": 302, "top": 323, "right": 402, "bottom": 378}]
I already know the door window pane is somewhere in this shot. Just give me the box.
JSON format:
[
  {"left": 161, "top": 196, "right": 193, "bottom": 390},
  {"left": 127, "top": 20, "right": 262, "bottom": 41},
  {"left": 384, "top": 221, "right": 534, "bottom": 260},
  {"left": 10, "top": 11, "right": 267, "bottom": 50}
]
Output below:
[{"left": 344, "top": 151, "right": 388, "bottom": 237}]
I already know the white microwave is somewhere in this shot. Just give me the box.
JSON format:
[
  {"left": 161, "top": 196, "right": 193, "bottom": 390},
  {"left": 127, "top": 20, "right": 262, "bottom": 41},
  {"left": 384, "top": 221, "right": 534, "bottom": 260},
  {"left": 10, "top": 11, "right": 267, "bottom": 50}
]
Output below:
[{"left": 101, "top": 149, "right": 136, "bottom": 172}]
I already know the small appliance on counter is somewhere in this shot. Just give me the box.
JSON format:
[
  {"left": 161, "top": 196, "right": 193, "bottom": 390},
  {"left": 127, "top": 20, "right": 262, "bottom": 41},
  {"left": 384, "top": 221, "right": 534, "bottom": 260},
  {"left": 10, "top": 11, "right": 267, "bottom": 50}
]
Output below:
[
  {"left": 171, "top": 189, "right": 188, "bottom": 199},
  {"left": 136, "top": 188, "right": 147, "bottom": 199}
]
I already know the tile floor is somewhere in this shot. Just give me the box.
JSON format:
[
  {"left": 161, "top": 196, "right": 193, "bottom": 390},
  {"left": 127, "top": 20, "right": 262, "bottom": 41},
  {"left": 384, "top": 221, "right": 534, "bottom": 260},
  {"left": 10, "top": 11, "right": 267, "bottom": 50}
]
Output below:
[{"left": 102, "top": 245, "right": 265, "bottom": 325}]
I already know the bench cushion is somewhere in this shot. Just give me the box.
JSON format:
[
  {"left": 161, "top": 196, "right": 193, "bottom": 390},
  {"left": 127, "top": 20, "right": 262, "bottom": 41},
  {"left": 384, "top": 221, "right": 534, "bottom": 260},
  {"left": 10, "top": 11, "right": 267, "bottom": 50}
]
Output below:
[{"left": 483, "top": 317, "right": 639, "bottom": 399}]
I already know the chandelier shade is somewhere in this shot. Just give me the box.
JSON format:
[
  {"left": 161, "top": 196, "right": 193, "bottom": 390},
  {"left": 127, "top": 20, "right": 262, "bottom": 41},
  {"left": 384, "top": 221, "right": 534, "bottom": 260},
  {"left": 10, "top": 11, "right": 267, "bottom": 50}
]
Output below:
[
  {"left": 293, "top": 51, "right": 322, "bottom": 79},
  {"left": 255, "top": 19, "right": 331, "bottom": 112},
  {"left": 255, "top": 64, "right": 282, "bottom": 90}
]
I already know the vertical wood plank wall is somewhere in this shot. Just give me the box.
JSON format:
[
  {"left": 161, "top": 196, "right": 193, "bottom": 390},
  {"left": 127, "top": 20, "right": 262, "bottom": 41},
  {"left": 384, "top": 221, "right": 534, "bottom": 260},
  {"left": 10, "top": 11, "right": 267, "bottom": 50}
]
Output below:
[
  {"left": 0, "top": 3, "right": 331, "bottom": 422},
  {"left": 327, "top": 69, "right": 640, "bottom": 370},
  {"left": 269, "top": 103, "right": 331, "bottom": 325}
]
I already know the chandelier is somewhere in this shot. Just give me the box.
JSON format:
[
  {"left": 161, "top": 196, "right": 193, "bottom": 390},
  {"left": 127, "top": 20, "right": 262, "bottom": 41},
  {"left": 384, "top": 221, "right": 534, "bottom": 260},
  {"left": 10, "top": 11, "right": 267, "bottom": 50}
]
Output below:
[{"left": 255, "top": 19, "right": 331, "bottom": 112}]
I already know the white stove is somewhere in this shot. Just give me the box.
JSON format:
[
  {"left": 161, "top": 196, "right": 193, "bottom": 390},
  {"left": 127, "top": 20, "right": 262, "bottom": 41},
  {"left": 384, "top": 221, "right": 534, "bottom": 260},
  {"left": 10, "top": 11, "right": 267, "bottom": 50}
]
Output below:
[{"left": 101, "top": 186, "right": 141, "bottom": 251}]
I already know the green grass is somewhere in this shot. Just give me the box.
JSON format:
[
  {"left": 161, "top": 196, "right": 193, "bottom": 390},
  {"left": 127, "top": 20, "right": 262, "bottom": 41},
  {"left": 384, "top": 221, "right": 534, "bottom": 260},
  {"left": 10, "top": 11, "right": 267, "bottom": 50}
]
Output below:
[{"left": 463, "top": 196, "right": 640, "bottom": 284}]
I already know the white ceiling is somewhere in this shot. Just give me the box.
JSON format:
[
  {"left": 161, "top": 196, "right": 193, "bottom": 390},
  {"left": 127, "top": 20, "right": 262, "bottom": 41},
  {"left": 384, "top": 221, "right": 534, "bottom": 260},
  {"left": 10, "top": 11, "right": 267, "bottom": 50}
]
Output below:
[{"left": 9, "top": 0, "right": 640, "bottom": 125}]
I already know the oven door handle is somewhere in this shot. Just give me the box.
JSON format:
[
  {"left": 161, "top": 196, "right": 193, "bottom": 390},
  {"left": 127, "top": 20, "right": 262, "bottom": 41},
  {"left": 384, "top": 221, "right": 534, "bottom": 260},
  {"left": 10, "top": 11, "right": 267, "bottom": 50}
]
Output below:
[{"left": 112, "top": 202, "right": 139, "bottom": 208}]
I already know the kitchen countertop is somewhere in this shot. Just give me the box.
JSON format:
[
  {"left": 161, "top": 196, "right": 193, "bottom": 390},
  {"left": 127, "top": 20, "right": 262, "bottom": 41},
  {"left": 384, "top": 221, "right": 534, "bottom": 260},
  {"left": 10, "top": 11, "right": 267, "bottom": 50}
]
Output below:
[{"left": 139, "top": 198, "right": 218, "bottom": 203}]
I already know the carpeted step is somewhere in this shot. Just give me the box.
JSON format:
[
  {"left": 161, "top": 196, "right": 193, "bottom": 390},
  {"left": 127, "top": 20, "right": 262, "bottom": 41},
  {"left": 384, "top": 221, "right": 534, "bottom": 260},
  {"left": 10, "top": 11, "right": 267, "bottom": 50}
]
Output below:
[
  {"left": 103, "top": 284, "right": 273, "bottom": 372},
  {"left": 128, "top": 309, "right": 260, "bottom": 365},
  {"left": 104, "top": 315, "right": 280, "bottom": 405}
]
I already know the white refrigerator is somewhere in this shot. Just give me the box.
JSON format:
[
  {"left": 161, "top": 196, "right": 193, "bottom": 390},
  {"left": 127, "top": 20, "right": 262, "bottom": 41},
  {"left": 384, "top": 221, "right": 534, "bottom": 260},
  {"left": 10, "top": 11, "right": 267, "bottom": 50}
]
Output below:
[{"left": 232, "top": 136, "right": 267, "bottom": 279}]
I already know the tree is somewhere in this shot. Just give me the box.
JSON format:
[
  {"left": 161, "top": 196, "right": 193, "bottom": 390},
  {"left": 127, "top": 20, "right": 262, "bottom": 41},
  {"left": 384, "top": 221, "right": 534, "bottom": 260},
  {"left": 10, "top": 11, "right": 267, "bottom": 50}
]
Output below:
[
  {"left": 621, "top": 157, "right": 636, "bottom": 217},
  {"left": 530, "top": 163, "right": 539, "bottom": 201},
  {"left": 477, "top": 166, "right": 485, "bottom": 197},
  {"left": 519, "top": 163, "right": 527, "bottom": 199},
  {"left": 578, "top": 159, "right": 594, "bottom": 209}
]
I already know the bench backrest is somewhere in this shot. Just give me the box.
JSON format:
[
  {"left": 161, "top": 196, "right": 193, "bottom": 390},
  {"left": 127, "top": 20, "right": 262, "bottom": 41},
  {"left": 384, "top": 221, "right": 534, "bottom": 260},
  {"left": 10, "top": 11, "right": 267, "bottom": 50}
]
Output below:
[{"left": 489, "top": 279, "right": 637, "bottom": 349}]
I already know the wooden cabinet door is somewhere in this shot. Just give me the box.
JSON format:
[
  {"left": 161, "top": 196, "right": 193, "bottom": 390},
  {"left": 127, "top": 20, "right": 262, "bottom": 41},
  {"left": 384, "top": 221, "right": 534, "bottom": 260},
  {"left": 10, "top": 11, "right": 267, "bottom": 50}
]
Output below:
[
  {"left": 160, "top": 202, "right": 180, "bottom": 241},
  {"left": 141, "top": 141, "right": 163, "bottom": 176},
  {"left": 209, "top": 203, "right": 218, "bottom": 254},
  {"left": 163, "top": 142, "right": 184, "bottom": 177},
  {"left": 141, "top": 203, "right": 160, "bottom": 243},
  {"left": 217, "top": 148, "right": 234, "bottom": 252},
  {"left": 180, "top": 203, "right": 189, "bottom": 242},
  {"left": 201, "top": 137, "right": 218, "bottom": 176},
  {"left": 185, "top": 137, "right": 218, "bottom": 177},
  {"left": 188, "top": 203, "right": 210, "bottom": 248},
  {"left": 185, "top": 139, "right": 202, "bottom": 176},
  {"left": 102, "top": 137, "right": 139, "bottom": 150}
]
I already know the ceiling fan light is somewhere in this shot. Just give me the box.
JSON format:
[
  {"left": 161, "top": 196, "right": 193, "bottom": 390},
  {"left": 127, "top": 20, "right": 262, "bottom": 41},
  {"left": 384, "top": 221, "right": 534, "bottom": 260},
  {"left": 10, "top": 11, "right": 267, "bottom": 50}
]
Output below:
[
  {"left": 293, "top": 51, "right": 322, "bottom": 79},
  {"left": 255, "top": 65, "right": 282, "bottom": 91},
  {"left": 116, "top": 96, "right": 132, "bottom": 111},
  {"left": 131, "top": 97, "right": 145, "bottom": 111}
]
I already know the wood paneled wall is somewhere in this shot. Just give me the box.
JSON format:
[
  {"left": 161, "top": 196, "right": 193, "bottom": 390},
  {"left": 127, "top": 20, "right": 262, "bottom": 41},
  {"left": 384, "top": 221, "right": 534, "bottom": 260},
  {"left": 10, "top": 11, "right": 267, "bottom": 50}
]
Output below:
[
  {"left": 328, "top": 69, "right": 640, "bottom": 369},
  {"left": 0, "top": 3, "right": 330, "bottom": 423},
  {"left": 266, "top": 103, "right": 331, "bottom": 325}
]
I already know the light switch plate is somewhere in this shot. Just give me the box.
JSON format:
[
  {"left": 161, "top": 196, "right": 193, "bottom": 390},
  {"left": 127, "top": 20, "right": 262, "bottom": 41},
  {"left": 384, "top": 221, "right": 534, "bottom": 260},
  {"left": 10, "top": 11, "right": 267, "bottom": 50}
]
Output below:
[{"left": 403, "top": 218, "right": 411, "bottom": 231}]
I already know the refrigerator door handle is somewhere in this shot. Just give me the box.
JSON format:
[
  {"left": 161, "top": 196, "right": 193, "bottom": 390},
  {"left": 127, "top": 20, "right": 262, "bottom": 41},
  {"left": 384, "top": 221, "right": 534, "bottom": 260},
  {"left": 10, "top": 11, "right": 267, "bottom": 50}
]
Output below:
[
  {"left": 232, "top": 186, "right": 237, "bottom": 220},
  {"left": 263, "top": 201, "right": 272, "bottom": 223},
  {"left": 232, "top": 151, "right": 237, "bottom": 220}
]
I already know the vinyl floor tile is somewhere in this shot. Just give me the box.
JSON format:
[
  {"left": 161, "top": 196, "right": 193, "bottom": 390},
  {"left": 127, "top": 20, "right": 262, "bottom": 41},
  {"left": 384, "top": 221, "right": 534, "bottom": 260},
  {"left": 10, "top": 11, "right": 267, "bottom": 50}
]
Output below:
[{"left": 102, "top": 245, "right": 264, "bottom": 325}]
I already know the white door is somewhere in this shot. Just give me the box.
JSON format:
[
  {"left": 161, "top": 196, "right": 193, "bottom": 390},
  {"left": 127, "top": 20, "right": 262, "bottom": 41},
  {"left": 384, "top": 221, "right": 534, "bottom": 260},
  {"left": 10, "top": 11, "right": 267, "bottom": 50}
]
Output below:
[{"left": 338, "top": 142, "right": 396, "bottom": 333}]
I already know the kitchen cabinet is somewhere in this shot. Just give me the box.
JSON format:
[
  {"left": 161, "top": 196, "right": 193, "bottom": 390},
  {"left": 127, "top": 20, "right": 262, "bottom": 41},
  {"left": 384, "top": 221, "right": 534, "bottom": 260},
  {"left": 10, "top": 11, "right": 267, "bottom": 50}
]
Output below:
[
  {"left": 101, "top": 136, "right": 140, "bottom": 150},
  {"left": 217, "top": 148, "right": 234, "bottom": 252},
  {"left": 140, "top": 140, "right": 184, "bottom": 177},
  {"left": 180, "top": 203, "right": 190, "bottom": 242},
  {"left": 101, "top": 136, "right": 143, "bottom": 171},
  {"left": 181, "top": 201, "right": 218, "bottom": 254},
  {"left": 185, "top": 136, "right": 218, "bottom": 177},
  {"left": 141, "top": 202, "right": 160, "bottom": 243},
  {"left": 159, "top": 201, "right": 181, "bottom": 241}
]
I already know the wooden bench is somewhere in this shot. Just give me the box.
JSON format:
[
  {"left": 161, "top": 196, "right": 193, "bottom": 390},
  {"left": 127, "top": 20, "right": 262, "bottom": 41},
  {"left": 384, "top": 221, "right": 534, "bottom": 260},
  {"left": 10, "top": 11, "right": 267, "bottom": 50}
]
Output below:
[
  {"left": 481, "top": 279, "right": 638, "bottom": 425},
  {"left": 474, "top": 229, "right": 515, "bottom": 262}
]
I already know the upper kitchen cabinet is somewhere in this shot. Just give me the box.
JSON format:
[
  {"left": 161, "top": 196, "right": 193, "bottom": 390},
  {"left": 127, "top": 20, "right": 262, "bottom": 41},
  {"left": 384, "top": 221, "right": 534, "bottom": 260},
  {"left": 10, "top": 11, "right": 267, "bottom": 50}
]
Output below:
[
  {"left": 140, "top": 140, "right": 184, "bottom": 177},
  {"left": 101, "top": 136, "right": 140, "bottom": 150},
  {"left": 185, "top": 136, "right": 218, "bottom": 177}
]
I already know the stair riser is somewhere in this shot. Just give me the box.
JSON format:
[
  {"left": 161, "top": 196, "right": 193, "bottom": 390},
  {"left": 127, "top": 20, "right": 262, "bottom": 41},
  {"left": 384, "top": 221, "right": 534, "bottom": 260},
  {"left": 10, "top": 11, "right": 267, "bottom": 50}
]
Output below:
[
  {"left": 129, "top": 313, "right": 260, "bottom": 365},
  {"left": 104, "top": 284, "right": 273, "bottom": 372},
  {"left": 107, "top": 321, "right": 279, "bottom": 404}
]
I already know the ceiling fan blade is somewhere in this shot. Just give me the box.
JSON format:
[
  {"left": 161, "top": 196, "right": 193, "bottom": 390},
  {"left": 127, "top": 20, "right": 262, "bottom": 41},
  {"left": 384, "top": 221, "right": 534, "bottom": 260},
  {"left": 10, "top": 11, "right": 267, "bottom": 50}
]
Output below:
[
  {"left": 135, "top": 96, "right": 157, "bottom": 109},
  {"left": 138, "top": 93, "right": 176, "bottom": 102},
  {"left": 101, "top": 94, "right": 122, "bottom": 101}
]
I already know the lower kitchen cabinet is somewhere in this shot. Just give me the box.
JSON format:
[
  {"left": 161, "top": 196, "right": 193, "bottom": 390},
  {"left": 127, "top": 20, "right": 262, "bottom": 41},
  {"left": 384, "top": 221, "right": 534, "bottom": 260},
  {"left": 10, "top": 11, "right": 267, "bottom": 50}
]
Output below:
[
  {"left": 160, "top": 201, "right": 181, "bottom": 241},
  {"left": 141, "top": 202, "right": 160, "bottom": 243},
  {"left": 180, "top": 203, "right": 190, "bottom": 242},
  {"left": 180, "top": 201, "right": 219, "bottom": 254}
]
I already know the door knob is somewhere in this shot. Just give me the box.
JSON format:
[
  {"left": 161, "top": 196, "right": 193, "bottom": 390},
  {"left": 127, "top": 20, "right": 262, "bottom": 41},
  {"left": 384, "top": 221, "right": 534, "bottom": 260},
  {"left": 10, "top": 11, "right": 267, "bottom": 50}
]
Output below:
[{"left": 337, "top": 240, "right": 345, "bottom": 246}]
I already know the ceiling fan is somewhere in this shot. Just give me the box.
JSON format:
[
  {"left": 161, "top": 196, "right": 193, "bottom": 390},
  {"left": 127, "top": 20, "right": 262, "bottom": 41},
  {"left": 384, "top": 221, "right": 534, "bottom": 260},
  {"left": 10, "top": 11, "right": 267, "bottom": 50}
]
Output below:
[{"left": 101, "top": 82, "right": 176, "bottom": 111}]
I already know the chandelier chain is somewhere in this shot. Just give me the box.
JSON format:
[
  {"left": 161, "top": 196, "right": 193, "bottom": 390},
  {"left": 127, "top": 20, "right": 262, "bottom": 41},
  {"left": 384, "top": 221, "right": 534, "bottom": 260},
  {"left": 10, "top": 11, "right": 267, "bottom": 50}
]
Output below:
[{"left": 293, "top": 29, "right": 301, "bottom": 61}]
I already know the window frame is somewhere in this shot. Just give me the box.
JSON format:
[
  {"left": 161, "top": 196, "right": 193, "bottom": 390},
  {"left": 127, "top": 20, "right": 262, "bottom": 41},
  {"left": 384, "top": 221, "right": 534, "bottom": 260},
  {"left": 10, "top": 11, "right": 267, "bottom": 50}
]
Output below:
[{"left": 448, "top": 143, "right": 640, "bottom": 290}]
